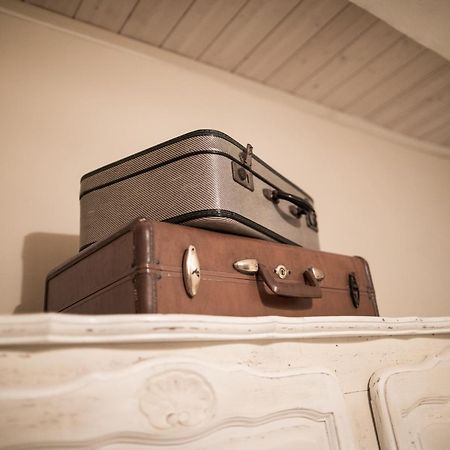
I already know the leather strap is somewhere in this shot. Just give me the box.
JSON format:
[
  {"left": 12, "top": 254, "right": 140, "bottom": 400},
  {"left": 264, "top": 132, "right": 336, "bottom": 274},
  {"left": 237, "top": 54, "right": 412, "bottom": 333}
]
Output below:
[{"left": 258, "top": 264, "right": 322, "bottom": 299}]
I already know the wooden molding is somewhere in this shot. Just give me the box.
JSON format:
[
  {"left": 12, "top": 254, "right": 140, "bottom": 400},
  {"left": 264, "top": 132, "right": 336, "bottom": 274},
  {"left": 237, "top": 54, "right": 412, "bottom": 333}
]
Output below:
[{"left": 0, "top": 314, "right": 449, "bottom": 345}]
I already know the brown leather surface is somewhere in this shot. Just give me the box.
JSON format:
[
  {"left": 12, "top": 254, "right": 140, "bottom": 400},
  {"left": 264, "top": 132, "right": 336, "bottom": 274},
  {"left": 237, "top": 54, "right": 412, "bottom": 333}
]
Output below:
[
  {"left": 45, "top": 231, "right": 135, "bottom": 312},
  {"left": 46, "top": 219, "right": 378, "bottom": 316}
]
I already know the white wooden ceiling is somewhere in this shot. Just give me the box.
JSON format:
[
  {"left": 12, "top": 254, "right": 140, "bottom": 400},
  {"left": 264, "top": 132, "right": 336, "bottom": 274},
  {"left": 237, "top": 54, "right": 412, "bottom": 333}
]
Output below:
[{"left": 25, "top": 0, "right": 450, "bottom": 149}]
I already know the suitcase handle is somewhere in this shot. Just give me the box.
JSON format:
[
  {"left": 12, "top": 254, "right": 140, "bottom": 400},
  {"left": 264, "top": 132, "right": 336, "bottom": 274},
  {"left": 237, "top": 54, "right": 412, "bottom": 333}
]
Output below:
[
  {"left": 258, "top": 264, "right": 322, "bottom": 299},
  {"left": 263, "top": 189, "right": 315, "bottom": 216}
]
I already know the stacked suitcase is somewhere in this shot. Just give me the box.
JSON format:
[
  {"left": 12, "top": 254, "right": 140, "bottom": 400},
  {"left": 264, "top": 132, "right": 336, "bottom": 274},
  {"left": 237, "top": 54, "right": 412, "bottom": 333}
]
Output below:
[{"left": 45, "top": 129, "right": 378, "bottom": 316}]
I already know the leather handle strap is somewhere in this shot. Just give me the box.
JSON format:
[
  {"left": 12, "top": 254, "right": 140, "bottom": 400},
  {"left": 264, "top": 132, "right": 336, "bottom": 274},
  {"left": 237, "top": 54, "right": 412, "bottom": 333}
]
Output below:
[
  {"left": 263, "top": 188, "right": 315, "bottom": 215},
  {"left": 258, "top": 264, "right": 322, "bottom": 299}
]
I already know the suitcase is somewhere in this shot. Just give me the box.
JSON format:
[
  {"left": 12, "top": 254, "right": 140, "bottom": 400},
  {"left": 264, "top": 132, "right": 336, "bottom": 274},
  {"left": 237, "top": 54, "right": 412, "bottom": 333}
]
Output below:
[
  {"left": 45, "top": 219, "right": 378, "bottom": 317},
  {"left": 79, "top": 129, "right": 319, "bottom": 250}
]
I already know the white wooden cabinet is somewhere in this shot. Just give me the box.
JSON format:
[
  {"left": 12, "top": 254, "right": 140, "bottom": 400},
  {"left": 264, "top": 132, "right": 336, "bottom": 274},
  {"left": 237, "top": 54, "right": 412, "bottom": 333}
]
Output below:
[{"left": 0, "top": 314, "right": 449, "bottom": 449}]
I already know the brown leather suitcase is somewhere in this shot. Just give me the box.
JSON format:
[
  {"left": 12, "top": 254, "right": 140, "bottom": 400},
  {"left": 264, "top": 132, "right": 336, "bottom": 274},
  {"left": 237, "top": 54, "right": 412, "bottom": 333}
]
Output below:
[{"left": 45, "top": 219, "right": 378, "bottom": 316}]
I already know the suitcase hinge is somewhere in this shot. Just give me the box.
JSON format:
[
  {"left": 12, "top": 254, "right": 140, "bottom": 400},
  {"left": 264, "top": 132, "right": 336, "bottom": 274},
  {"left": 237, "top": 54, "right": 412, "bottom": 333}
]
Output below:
[{"left": 232, "top": 144, "right": 254, "bottom": 191}]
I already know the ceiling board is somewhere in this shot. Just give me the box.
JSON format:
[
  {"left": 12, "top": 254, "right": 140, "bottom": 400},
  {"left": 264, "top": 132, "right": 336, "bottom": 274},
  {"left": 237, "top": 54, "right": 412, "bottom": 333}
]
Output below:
[
  {"left": 234, "top": 0, "right": 347, "bottom": 82},
  {"left": 266, "top": 4, "right": 376, "bottom": 92},
  {"left": 345, "top": 51, "right": 447, "bottom": 117},
  {"left": 26, "top": 0, "right": 80, "bottom": 16},
  {"left": 162, "top": 0, "right": 247, "bottom": 59},
  {"left": 321, "top": 36, "right": 423, "bottom": 110},
  {"left": 75, "top": 0, "right": 137, "bottom": 32},
  {"left": 372, "top": 67, "right": 450, "bottom": 128},
  {"left": 199, "top": 0, "right": 299, "bottom": 70},
  {"left": 422, "top": 120, "right": 450, "bottom": 145},
  {"left": 295, "top": 20, "right": 402, "bottom": 102},
  {"left": 413, "top": 109, "right": 450, "bottom": 140},
  {"left": 121, "top": 0, "right": 193, "bottom": 46},
  {"left": 391, "top": 85, "right": 450, "bottom": 137},
  {"left": 20, "top": 0, "right": 450, "bottom": 151}
]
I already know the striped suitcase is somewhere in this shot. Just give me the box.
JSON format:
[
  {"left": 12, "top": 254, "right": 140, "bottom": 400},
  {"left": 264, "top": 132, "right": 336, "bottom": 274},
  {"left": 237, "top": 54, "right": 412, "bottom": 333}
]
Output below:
[{"left": 79, "top": 129, "right": 319, "bottom": 250}]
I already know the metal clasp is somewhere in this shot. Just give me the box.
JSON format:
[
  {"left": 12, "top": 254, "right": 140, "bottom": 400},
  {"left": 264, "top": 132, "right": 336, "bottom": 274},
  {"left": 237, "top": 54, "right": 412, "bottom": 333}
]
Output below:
[
  {"left": 233, "top": 258, "right": 259, "bottom": 274},
  {"left": 240, "top": 144, "right": 253, "bottom": 168},
  {"left": 232, "top": 143, "right": 254, "bottom": 192},
  {"left": 309, "top": 267, "right": 325, "bottom": 282},
  {"left": 182, "top": 245, "right": 201, "bottom": 298},
  {"left": 274, "top": 265, "right": 290, "bottom": 279}
]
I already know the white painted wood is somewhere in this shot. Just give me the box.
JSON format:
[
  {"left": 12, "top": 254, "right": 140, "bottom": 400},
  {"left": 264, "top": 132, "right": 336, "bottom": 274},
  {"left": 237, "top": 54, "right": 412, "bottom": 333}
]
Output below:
[
  {"left": 345, "top": 50, "right": 447, "bottom": 117},
  {"left": 266, "top": 3, "right": 377, "bottom": 92},
  {"left": 162, "top": 0, "right": 246, "bottom": 59},
  {"left": 322, "top": 36, "right": 424, "bottom": 110},
  {"left": 0, "top": 314, "right": 449, "bottom": 450},
  {"left": 0, "top": 358, "right": 357, "bottom": 449},
  {"left": 345, "top": 391, "right": 381, "bottom": 450},
  {"left": 235, "top": 0, "right": 347, "bottom": 81},
  {"left": 370, "top": 65, "right": 450, "bottom": 128},
  {"left": 1, "top": 314, "right": 450, "bottom": 345},
  {"left": 75, "top": 0, "right": 138, "bottom": 32},
  {"left": 26, "top": 0, "right": 80, "bottom": 17},
  {"left": 199, "top": 0, "right": 299, "bottom": 70},
  {"left": 370, "top": 347, "right": 450, "bottom": 450},
  {"left": 295, "top": 20, "right": 402, "bottom": 101},
  {"left": 121, "top": 0, "right": 193, "bottom": 46}
]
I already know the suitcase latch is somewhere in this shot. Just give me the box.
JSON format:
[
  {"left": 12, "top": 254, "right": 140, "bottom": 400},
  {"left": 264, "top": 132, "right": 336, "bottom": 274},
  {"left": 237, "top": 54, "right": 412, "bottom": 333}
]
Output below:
[
  {"left": 233, "top": 259, "right": 323, "bottom": 299},
  {"left": 233, "top": 259, "right": 259, "bottom": 274},
  {"left": 232, "top": 143, "right": 254, "bottom": 191},
  {"left": 240, "top": 143, "right": 253, "bottom": 167},
  {"left": 182, "top": 245, "right": 201, "bottom": 298}
]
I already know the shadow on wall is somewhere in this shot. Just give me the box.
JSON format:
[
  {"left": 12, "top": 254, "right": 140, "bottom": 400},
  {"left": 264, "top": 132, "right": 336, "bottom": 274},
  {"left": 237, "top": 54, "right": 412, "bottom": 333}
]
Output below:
[{"left": 15, "top": 233, "right": 79, "bottom": 313}]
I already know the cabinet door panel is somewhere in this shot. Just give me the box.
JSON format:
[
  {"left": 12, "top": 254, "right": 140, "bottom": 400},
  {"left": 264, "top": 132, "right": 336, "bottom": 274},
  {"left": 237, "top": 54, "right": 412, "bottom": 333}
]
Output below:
[
  {"left": 370, "top": 347, "right": 450, "bottom": 450},
  {"left": 0, "top": 357, "right": 357, "bottom": 449}
]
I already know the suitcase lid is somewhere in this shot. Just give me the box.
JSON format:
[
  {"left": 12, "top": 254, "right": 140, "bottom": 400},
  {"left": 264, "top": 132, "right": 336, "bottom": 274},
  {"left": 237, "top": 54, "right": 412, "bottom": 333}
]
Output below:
[{"left": 79, "top": 129, "right": 314, "bottom": 203}]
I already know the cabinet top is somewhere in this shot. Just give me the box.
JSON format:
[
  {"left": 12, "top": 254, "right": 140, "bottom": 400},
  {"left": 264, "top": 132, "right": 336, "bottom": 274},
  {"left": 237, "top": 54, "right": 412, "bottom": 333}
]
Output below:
[{"left": 1, "top": 314, "right": 449, "bottom": 346}]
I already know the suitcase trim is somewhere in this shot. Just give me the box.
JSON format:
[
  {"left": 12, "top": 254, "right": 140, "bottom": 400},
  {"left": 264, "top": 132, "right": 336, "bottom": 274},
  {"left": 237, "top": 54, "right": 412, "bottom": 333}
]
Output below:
[
  {"left": 79, "top": 149, "right": 315, "bottom": 223},
  {"left": 79, "top": 208, "right": 299, "bottom": 251},
  {"left": 79, "top": 129, "right": 312, "bottom": 201}
]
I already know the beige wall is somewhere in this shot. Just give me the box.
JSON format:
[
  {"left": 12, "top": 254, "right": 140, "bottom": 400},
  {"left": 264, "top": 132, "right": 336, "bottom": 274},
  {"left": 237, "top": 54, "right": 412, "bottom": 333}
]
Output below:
[{"left": 1, "top": 3, "right": 449, "bottom": 316}]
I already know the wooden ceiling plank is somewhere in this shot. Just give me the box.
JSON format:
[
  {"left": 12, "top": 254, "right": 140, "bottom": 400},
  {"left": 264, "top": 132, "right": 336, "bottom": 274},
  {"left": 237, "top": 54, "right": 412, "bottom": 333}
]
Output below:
[
  {"left": 295, "top": 20, "right": 402, "bottom": 102},
  {"left": 323, "top": 36, "right": 423, "bottom": 110},
  {"left": 199, "top": 0, "right": 300, "bottom": 70},
  {"left": 162, "top": 0, "right": 247, "bottom": 59},
  {"left": 234, "top": 0, "right": 347, "bottom": 82},
  {"left": 75, "top": 0, "right": 138, "bottom": 32},
  {"left": 266, "top": 4, "right": 377, "bottom": 92},
  {"left": 422, "top": 121, "right": 450, "bottom": 146},
  {"left": 414, "top": 109, "right": 450, "bottom": 139},
  {"left": 121, "top": 0, "right": 194, "bottom": 46},
  {"left": 372, "top": 67, "right": 450, "bottom": 129},
  {"left": 389, "top": 84, "right": 450, "bottom": 136},
  {"left": 344, "top": 50, "right": 447, "bottom": 117},
  {"left": 26, "top": 0, "right": 81, "bottom": 16}
]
